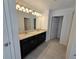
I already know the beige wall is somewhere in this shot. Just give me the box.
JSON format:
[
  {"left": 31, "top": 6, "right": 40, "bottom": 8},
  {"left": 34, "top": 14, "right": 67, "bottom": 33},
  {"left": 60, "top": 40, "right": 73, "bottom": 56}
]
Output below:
[{"left": 36, "top": 10, "right": 49, "bottom": 30}]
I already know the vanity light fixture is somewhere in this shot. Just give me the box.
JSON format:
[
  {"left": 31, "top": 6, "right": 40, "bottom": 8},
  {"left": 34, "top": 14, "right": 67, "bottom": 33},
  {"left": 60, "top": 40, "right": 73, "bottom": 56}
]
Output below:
[{"left": 16, "top": 4, "right": 42, "bottom": 16}]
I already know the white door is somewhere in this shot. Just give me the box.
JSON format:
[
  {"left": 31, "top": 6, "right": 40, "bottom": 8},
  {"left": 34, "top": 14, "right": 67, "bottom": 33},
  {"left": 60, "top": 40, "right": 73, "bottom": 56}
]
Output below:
[
  {"left": 3, "top": 8, "right": 12, "bottom": 59},
  {"left": 3, "top": 0, "right": 16, "bottom": 59},
  {"left": 50, "top": 17, "right": 59, "bottom": 39},
  {"left": 3, "top": 0, "right": 21, "bottom": 59},
  {"left": 50, "top": 16, "right": 63, "bottom": 39}
]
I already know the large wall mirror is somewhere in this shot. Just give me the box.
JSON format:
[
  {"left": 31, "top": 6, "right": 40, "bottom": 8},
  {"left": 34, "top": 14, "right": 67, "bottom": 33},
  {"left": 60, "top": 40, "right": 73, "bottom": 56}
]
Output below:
[
  {"left": 16, "top": 10, "right": 36, "bottom": 33},
  {"left": 24, "top": 18, "right": 36, "bottom": 32}
]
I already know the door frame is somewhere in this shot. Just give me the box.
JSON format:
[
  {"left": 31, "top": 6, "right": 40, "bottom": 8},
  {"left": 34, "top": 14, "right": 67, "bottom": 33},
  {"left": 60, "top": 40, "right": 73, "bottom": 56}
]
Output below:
[
  {"left": 4, "top": 0, "right": 21, "bottom": 59},
  {"left": 50, "top": 16, "right": 63, "bottom": 39}
]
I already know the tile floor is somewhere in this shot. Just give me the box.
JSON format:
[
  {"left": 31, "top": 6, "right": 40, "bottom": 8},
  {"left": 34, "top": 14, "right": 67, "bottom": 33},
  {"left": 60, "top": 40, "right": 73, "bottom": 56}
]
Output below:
[{"left": 24, "top": 39, "right": 66, "bottom": 59}]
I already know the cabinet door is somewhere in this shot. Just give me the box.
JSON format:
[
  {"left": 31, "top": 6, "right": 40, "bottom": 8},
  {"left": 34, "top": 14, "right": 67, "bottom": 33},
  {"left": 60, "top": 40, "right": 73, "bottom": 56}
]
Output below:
[
  {"left": 38, "top": 32, "right": 46, "bottom": 43},
  {"left": 20, "top": 38, "right": 32, "bottom": 57}
]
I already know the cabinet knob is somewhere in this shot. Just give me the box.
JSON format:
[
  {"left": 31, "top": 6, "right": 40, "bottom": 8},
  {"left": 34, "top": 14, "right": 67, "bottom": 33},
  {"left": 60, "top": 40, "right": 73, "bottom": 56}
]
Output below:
[
  {"left": 4, "top": 43, "right": 9, "bottom": 47},
  {"left": 74, "top": 54, "right": 76, "bottom": 56},
  {"left": 4, "top": 42, "right": 11, "bottom": 47}
]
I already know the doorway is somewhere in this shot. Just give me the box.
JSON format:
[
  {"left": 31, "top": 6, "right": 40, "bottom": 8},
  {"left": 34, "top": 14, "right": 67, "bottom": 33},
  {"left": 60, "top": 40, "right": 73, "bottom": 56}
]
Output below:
[{"left": 50, "top": 16, "right": 63, "bottom": 40}]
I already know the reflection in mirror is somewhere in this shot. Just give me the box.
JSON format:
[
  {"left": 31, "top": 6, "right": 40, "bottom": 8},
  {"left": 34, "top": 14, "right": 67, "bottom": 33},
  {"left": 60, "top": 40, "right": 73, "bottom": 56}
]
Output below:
[
  {"left": 24, "top": 17, "right": 36, "bottom": 32},
  {"left": 16, "top": 10, "right": 36, "bottom": 33}
]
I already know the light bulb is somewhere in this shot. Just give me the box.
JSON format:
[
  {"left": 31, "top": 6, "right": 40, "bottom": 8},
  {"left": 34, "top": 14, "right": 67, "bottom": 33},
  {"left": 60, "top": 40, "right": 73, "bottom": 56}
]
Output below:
[
  {"left": 29, "top": 10, "right": 32, "bottom": 12},
  {"left": 21, "top": 6, "right": 25, "bottom": 10},
  {"left": 32, "top": 12, "right": 35, "bottom": 15},
  {"left": 16, "top": 4, "right": 20, "bottom": 10},
  {"left": 19, "top": 8, "right": 22, "bottom": 11},
  {"left": 34, "top": 12, "right": 37, "bottom": 15},
  {"left": 23, "top": 9, "right": 26, "bottom": 12},
  {"left": 25, "top": 8, "right": 28, "bottom": 11},
  {"left": 25, "top": 8, "right": 29, "bottom": 13}
]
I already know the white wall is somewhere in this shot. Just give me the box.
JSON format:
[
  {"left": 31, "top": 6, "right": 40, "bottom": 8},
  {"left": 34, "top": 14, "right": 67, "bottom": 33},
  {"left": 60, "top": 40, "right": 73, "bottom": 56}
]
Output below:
[
  {"left": 16, "top": 10, "right": 36, "bottom": 33},
  {"left": 66, "top": 11, "right": 76, "bottom": 59},
  {"left": 49, "top": 8, "right": 74, "bottom": 45}
]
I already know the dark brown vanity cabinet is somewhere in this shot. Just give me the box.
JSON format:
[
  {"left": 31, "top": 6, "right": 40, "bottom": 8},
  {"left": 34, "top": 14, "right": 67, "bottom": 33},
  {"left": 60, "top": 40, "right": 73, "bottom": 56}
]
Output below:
[{"left": 20, "top": 32, "right": 46, "bottom": 59}]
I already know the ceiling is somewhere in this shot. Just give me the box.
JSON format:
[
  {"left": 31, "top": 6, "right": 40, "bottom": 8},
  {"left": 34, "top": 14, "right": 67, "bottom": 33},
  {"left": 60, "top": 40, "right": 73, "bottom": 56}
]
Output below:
[{"left": 16, "top": 0, "right": 75, "bottom": 13}]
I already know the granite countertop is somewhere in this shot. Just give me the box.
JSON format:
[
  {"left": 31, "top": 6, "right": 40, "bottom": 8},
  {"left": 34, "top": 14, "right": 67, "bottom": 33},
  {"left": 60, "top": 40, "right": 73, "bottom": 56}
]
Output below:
[{"left": 19, "top": 29, "right": 47, "bottom": 40}]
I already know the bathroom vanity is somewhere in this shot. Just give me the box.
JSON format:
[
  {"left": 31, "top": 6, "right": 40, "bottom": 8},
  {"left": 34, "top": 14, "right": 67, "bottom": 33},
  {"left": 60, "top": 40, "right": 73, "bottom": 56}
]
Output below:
[
  {"left": 17, "top": 9, "right": 47, "bottom": 59},
  {"left": 19, "top": 30, "right": 46, "bottom": 59}
]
